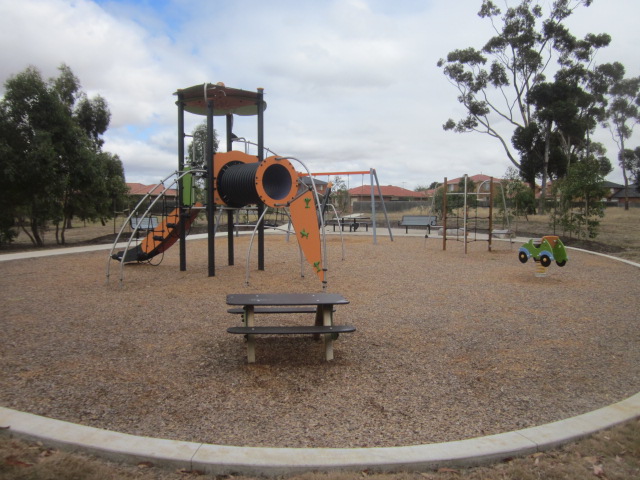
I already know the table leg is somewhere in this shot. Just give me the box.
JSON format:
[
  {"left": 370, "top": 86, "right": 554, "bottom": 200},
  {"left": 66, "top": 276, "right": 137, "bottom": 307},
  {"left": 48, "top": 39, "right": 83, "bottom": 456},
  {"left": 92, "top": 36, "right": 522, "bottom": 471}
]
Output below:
[
  {"left": 244, "top": 305, "right": 255, "bottom": 363},
  {"left": 322, "top": 304, "right": 334, "bottom": 361}
]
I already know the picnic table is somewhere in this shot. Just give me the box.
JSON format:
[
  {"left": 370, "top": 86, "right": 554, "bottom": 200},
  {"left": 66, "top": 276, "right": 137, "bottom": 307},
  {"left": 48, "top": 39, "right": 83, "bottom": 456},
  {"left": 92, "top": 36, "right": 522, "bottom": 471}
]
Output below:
[
  {"left": 226, "top": 293, "right": 354, "bottom": 363},
  {"left": 327, "top": 214, "right": 371, "bottom": 232}
]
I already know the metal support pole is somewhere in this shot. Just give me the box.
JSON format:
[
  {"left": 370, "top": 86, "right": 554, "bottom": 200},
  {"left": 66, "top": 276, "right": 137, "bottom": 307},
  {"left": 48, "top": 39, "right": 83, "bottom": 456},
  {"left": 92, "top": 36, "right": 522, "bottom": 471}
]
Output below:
[
  {"left": 369, "top": 169, "right": 377, "bottom": 244},
  {"left": 488, "top": 177, "right": 494, "bottom": 252},
  {"left": 177, "top": 93, "right": 187, "bottom": 271},
  {"left": 206, "top": 98, "right": 216, "bottom": 277},
  {"left": 464, "top": 174, "right": 468, "bottom": 255},
  {"left": 226, "top": 113, "right": 234, "bottom": 266},
  {"left": 257, "top": 88, "right": 265, "bottom": 271},
  {"left": 372, "top": 168, "right": 393, "bottom": 242},
  {"left": 442, "top": 177, "right": 447, "bottom": 251}
]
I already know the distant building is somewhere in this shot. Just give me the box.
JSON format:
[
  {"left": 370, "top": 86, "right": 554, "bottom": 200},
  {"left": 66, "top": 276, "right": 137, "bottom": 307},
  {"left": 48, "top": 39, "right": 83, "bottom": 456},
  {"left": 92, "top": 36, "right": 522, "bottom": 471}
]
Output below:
[
  {"left": 424, "top": 174, "right": 504, "bottom": 203},
  {"left": 609, "top": 183, "right": 640, "bottom": 206},
  {"left": 127, "top": 182, "right": 178, "bottom": 200},
  {"left": 299, "top": 176, "right": 329, "bottom": 195},
  {"left": 126, "top": 183, "right": 178, "bottom": 214},
  {"left": 348, "top": 185, "right": 426, "bottom": 206}
]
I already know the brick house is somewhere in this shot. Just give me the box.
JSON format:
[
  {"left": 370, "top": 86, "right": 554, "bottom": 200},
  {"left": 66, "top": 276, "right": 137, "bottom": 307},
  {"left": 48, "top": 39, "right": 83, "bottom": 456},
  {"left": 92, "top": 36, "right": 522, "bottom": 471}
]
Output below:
[
  {"left": 347, "top": 185, "right": 427, "bottom": 206},
  {"left": 126, "top": 183, "right": 178, "bottom": 214}
]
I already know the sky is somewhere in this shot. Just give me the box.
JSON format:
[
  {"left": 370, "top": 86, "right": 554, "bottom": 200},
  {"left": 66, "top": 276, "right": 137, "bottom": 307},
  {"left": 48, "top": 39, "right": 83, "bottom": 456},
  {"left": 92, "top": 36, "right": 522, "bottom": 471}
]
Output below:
[{"left": 0, "top": 0, "right": 638, "bottom": 190}]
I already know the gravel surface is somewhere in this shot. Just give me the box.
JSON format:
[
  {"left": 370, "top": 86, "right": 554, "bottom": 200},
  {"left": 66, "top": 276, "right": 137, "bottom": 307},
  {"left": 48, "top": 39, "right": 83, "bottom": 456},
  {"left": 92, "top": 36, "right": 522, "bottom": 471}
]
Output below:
[{"left": 1, "top": 234, "right": 639, "bottom": 448}]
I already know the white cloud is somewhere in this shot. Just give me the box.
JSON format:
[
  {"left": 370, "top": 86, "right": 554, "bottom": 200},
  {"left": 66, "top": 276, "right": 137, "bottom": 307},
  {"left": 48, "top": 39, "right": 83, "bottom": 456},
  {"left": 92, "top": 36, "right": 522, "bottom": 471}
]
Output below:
[{"left": 1, "top": 0, "right": 638, "bottom": 189}]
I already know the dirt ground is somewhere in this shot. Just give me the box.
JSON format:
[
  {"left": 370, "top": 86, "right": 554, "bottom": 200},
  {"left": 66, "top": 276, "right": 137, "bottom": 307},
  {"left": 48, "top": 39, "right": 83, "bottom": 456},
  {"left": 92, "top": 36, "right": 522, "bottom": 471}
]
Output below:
[
  {"left": 1, "top": 211, "right": 639, "bottom": 478},
  {"left": 1, "top": 232, "right": 639, "bottom": 448}
]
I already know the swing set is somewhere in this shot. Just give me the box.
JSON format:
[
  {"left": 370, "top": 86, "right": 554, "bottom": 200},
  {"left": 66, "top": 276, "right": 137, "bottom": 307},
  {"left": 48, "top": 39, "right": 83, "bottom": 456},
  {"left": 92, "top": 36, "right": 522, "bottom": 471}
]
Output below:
[{"left": 301, "top": 169, "right": 394, "bottom": 244}]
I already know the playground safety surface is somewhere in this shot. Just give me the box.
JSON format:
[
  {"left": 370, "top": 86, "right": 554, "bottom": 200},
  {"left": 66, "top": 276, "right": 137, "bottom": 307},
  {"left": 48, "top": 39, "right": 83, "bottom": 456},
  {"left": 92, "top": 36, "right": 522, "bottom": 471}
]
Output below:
[{"left": 1, "top": 235, "right": 639, "bottom": 450}]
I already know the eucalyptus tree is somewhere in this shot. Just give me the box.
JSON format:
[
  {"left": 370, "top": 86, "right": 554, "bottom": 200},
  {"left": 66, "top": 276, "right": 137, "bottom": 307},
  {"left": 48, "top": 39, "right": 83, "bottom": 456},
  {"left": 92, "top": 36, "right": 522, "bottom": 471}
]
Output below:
[
  {"left": 0, "top": 64, "right": 127, "bottom": 245},
  {"left": 437, "top": 0, "right": 609, "bottom": 187},
  {"left": 601, "top": 63, "right": 640, "bottom": 209}
]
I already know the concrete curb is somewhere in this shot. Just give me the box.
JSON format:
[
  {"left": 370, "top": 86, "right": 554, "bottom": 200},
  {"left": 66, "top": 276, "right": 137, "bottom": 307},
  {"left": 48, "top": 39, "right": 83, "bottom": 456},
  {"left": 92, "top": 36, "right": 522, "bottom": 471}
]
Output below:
[
  {"left": 2, "top": 393, "right": 639, "bottom": 476},
  {"left": 1, "top": 234, "right": 639, "bottom": 475}
]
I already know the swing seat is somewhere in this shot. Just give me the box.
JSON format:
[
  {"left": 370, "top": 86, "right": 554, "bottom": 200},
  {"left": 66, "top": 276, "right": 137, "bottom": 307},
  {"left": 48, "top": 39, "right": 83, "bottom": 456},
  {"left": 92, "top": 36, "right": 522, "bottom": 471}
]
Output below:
[
  {"left": 437, "top": 227, "right": 467, "bottom": 237},
  {"left": 491, "top": 229, "right": 513, "bottom": 239}
]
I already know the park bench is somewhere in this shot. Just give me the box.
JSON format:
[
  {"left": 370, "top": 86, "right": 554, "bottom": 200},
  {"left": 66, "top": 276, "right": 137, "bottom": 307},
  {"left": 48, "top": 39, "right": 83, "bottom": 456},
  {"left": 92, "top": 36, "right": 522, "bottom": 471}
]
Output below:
[
  {"left": 130, "top": 216, "right": 159, "bottom": 231},
  {"left": 226, "top": 293, "right": 354, "bottom": 362},
  {"left": 130, "top": 216, "right": 160, "bottom": 239},
  {"left": 399, "top": 215, "right": 438, "bottom": 234}
]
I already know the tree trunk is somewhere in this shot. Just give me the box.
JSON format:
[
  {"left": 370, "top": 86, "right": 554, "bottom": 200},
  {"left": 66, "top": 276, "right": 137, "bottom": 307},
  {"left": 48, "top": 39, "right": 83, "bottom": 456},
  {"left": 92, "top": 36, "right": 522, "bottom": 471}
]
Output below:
[
  {"left": 622, "top": 169, "right": 630, "bottom": 211},
  {"left": 620, "top": 139, "right": 630, "bottom": 211},
  {"left": 30, "top": 219, "right": 44, "bottom": 247},
  {"left": 60, "top": 215, "right": 68, "bottom": 245},
  {"left": 19, "top": 223, "right": 36, "bottom": 246},
  {"left": 539, "top": 120, "right": 552, "bottom": 214}
]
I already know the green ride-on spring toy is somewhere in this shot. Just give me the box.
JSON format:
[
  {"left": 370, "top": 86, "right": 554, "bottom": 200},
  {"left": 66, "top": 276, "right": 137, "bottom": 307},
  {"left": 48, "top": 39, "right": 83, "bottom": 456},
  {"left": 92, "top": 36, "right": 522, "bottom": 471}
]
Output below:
[{"left": 518, "top": 235, "right": 568, "bottom": 268}]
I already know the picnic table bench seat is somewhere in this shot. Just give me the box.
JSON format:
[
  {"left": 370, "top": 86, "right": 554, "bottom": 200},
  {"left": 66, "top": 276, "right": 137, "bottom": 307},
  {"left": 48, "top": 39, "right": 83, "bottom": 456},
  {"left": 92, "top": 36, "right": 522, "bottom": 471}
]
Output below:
[
  {"left": 227, "top": 325, "right": 355, "bottom": 335},
  {"left": 227, "top": 306, "right": 324, "bottom": 314}
]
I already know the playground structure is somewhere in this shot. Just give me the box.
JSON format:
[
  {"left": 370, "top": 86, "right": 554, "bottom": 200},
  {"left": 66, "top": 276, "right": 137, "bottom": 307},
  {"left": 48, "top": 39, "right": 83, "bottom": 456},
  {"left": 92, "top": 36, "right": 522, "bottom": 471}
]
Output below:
[
  {"left": 106, "top": 83, "right": 393, "bottom": 286},
  {"left": 439, "top": 174, "right": 512, "bottom": 253},
  {"left": 107, "top": 84, "right": 329, "bottom": 286}
]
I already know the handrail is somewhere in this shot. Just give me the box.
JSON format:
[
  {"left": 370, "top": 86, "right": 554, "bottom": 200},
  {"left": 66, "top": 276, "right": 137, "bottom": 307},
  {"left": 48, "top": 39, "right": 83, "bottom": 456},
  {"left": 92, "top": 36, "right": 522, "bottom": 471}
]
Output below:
[{"left": 105, "top": 168, "right": 205, "bottom": 286}]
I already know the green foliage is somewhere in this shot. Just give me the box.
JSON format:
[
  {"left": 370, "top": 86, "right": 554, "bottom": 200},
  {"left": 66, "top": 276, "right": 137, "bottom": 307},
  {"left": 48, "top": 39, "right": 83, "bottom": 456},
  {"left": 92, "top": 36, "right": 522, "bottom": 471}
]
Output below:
[
  {"left": 502, "top": 167, "right": 536, "bottom": 218},
  {"left": 187, "top": 121, "right": 218, "bottom": 170},
  {"left": 438, "top": 0, "right": 609, "bottom": 180},
  {"left": 602, "top": 64, "right": 640, "bottom": 208},
  {"left": 0, "top": 64, "right": 127, "bottom": 246},
  {"left": 625, "top": 147, "right": 640, "bottom": 186},
  {"left": 432, "top": 177, "right": 477, "bottom": 218},
  {"left": 186, "top": 121, "right": 218, "bottom": 204},
  {"left": 329, "top": 176, "right": 349, "bottom": 213},
  {"left": 548, "top": 159, "right": 607, "bottom": 239}
]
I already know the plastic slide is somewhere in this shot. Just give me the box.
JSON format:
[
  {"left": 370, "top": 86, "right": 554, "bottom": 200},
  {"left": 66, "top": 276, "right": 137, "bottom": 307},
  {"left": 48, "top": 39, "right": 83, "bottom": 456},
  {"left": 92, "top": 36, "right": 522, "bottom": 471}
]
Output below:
[{"left": 112, "top": 204, "right": 202, "bottom": 263}]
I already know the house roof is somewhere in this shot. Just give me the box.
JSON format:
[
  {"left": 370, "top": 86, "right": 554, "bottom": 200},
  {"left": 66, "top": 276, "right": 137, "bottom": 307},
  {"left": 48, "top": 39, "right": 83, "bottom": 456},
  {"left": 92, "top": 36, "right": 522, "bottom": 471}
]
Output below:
[
  {"left": 127, "top": 183, "right": 178, "bottom": 197},
  {"left": 610, "top": 184, "right": 640, "bottom": 199},
  {"left": 300, "top": 177, "right": 328, "bottom": 187},
  {"left": 446, "top": 174, "right": 499, "bottom": 185},
  {"left": 602, "top": 180, "right": 624, "bottom": 189},
  {"left": 348, "top": 185, "right": 426, "bottom": 198}
]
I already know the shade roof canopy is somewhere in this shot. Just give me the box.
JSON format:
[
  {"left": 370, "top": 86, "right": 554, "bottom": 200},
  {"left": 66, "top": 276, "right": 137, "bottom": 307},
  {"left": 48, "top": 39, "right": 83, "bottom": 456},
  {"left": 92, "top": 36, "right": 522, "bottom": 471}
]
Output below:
[{"left": 175, "top": 83, "right": 266, "bottom": 117}]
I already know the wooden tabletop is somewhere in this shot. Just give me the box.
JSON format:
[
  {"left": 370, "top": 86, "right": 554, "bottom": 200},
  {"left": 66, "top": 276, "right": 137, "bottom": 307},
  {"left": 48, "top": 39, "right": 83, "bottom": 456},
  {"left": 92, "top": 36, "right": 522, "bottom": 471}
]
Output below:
[{"left": 226, "top": 293, "right": 349, "bottom": 306}]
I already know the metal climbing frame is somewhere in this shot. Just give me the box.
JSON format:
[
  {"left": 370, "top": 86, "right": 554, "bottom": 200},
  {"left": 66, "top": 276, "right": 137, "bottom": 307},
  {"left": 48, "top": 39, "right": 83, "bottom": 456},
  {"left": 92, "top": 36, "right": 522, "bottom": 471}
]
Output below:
[{"left": 440, "top": 174, "right": 511, "bottom": 253}]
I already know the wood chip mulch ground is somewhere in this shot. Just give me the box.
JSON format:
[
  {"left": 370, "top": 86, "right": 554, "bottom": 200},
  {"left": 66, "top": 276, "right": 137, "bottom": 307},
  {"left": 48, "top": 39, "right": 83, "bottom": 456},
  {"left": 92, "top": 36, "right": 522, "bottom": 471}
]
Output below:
[{"left": 1, "top": 234, "right": 638, "bottom": 449}]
